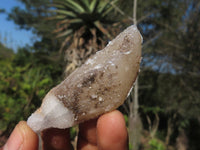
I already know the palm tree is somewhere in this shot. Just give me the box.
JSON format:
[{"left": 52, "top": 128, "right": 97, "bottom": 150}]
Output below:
[{"left": 49, "top": 0, "right": 119, "bottom": 75}]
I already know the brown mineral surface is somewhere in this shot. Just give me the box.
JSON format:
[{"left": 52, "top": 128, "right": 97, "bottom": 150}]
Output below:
[{"left": 27, "top": 25, "right": 142, "bottom": 133}]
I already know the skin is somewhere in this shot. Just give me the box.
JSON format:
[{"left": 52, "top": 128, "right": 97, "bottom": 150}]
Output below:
[{"left": 0, "top": 110, "right": 128, "bottom": 150}]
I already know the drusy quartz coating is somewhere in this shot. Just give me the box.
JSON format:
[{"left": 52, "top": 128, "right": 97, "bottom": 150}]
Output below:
[{"left": 27, "top": 25, "right": 142, "bottom": 133}]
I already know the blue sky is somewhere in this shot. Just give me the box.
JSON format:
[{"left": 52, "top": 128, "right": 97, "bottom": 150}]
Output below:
[{"left": 0, "top": 0, "right": 36, "bottom": 51}]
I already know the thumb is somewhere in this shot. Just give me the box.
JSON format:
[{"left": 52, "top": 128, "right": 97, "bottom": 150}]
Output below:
[{"left": 1, "top": 121, "right": 38, "bottom": 150}]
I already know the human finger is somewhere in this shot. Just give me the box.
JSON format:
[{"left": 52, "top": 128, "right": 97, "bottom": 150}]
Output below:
[
  {"left": 1, "top": 121, "right": 38, "bottom": 150},
  {"left": 77, "top": 118, "right": 98, "bottom": 150},
  {"left": 97, "top": 110, "right": 128, "bottom": 150},
  {"left": 41, "top": 128, "right": 72, "bottom": 150}
]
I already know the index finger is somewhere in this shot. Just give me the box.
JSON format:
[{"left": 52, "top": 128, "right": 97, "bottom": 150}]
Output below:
[{"left": 41, "top": 128, "right": 72, "bottom": 150}]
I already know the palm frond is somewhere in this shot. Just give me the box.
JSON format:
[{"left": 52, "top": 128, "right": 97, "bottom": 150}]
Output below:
[
  {"left": 52, "top": 9, "right": 76, "bottom": 17},
  {"left": 94, "top": 21, "right": 112, "bottom": 39},
  {"left": 50, "top": 0, "right": 120, "bottom": 54},
  {"left": 64, "top": 0, "right": 85, "bottom": 13},
  {"left": 90, "top": 0, "right": 98, "bottom": 13},
  {"left": 56, "top": 29, "right": 73, "bottom": 38}
]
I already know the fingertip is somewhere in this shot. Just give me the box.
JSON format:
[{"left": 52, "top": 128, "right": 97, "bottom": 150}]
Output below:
[
  {"left": 41, "top": 128, "right": 71, "bottom": 150},
  {"left": 17, "top": 121, "right": 39, "bottom": 150},
  {"left": 78, "top": 119, "right": 98, "bottom": 150},
  {"left": 79, "top": 118, "right": 98, "bottom": 145},
  {"left": 97, "top": 110, "right": 128, "bottom": 150},
  {"left": 3, "top": 121, "right": 38, "bottom": 150}
]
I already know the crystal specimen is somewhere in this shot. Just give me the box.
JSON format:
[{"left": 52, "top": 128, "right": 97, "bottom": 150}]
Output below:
[{"left": 27, "top": 25, "right": 142, "bottom": 133}]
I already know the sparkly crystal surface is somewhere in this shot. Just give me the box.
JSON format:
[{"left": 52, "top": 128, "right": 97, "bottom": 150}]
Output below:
[{"left": 27, "top": 25, "right": 142, "bottom": 133}]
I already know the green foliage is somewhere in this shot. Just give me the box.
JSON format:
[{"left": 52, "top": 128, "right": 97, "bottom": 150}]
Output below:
[
  {"left": 155, "top": 131, "right": 166, "bottom": 142},
  {"left": 7, "top": 0, "right": 120, "bottom": 53},
  {"left": 141, "top": 106, "right": 164, "bottom": 115},
  {"left": 0, "top": 43, "right": 14, "bottom": 59},
  {"left": 124, "top": 114, "right": 129, "bottom": 127},
  {"left": 52, "top": 0, "right": 118, "bottom": 33},
  {"left": 3, "top": 0, "right": 200, "bottom": 149},
  {"left": 70, "top": 126, "right": 78, "bottom": 141},
  {"left": 50, "top": 0, "right": 119, "bottom": 51},
  {"left": 0, "top": 47, "right": 63, "bottom": 136},
  {"left": 129, "top": 143, "right": 133, "bottom": 150},
  {"left": 148, "top": 139, "right": 165, "bottom": 150},
  {"left": 8, "top": 0, "right": 62, "bottom": 52}
]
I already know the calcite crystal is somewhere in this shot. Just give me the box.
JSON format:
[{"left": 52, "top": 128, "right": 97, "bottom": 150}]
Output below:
[{"left": 27, "top": 25, "right": 142, "bottom": 133}]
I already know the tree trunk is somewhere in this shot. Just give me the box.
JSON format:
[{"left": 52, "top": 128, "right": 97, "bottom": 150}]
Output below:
[
  {"left": 128, "top": 111, "right": 142, "bottom": 150},
  {"left": 165, "top": 118, "right": 173, "bottom": 145},
  {"left": 134, "top": 78, "right": 139, "bottom": 116},
  {"left": 176, "top": 129, "right": 188, "bottom": 150},
  {"left": 128, "top": 79, "right": 143, "bottom": 150},
  {"left": 150, "top": 113, "right": 159, "bottom": 138},
  {"left": 165, "top": 113, "right": 177, "bottom": 146},
  {"left": 127, "top": 1, "right": 143, "bottom": 149}
]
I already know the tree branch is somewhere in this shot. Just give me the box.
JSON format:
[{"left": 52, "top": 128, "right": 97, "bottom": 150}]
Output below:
[
  {"left": 109, "top": 1, "right": 133, "bottom": 21},
  {"left": 133, "top": 0, "right": 137, "bottom": 25}
]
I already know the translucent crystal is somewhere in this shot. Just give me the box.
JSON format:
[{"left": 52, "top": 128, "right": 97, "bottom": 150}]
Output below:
[{"left": 27, "top": 25, "right": 142, "bottom": 133}]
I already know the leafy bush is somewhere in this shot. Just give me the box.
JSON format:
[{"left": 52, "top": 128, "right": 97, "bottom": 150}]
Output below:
[
  {"left": 148, "top": 138, "right": 165, "bottom": 150},
  {"left": 0, "top": 48, "right": 63, "bottom": 136}
]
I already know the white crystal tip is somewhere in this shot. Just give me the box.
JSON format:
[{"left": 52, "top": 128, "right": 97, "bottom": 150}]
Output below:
[
  {"left": 27, "top": 93, "right": 75, "bottom": 133},
  {"left": 27, "top": 112, "right": 44, "bottom": 133}
]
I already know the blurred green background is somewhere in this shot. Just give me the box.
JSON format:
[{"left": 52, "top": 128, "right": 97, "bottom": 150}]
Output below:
[{"left": 0, "top": 0, "right": 200, "bottom": 149}]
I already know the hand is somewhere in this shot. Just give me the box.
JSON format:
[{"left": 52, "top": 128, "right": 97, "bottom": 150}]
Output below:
[{"left": 0, "top": 110, "right": 128, "bottom": 150}]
